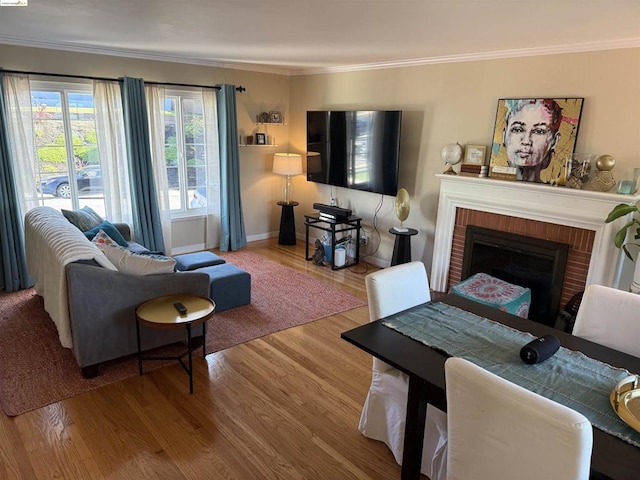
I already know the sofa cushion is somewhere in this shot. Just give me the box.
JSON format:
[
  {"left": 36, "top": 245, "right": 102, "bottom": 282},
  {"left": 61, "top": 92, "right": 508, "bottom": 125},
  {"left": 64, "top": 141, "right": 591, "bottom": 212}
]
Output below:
[
  {"left": 62, "top": 206, "right": 104, "bottom": 231},
  {"left": 97, "top": 244, "right": 177, "bottom": 275},
  {"left": 174, "top": 251, "right": 226, "bottom": 271},
  {"left": 83, "top": 221, "right": 129, "bottom": 247}
]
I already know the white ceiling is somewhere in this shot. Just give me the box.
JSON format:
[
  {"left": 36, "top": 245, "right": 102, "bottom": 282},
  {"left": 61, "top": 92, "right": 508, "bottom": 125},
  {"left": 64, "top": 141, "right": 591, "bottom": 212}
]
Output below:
[{"left": 0, "top": 0, "right": 639, "bottom": 75}]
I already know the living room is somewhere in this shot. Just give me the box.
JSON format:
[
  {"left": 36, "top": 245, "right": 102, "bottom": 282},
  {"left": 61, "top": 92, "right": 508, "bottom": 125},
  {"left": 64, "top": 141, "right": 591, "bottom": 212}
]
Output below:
[{"left": 1, "top": 2, "right": 640, "bottom": 479}]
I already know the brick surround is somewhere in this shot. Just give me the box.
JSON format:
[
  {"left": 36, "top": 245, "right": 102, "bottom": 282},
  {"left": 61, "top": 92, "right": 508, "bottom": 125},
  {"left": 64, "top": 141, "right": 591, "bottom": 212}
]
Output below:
[{"left": 447, "top": 208, "right": 595, "bottom": 308}]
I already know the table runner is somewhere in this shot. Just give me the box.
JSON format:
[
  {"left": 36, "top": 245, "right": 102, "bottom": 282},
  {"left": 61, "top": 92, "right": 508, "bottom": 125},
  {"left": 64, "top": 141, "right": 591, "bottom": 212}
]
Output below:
[{"left": 382, "top": 301, "right": 640, "bottom": 447}]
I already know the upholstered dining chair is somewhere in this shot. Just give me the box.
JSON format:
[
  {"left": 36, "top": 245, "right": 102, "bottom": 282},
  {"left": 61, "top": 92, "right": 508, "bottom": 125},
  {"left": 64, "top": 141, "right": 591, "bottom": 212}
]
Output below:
[
  {"left": 359, "top": 261, "right": 448, "bottom": 479},
  {"left": 572, "top": 284, "right": 640, "bottom": 357},
  {"left": 445, "top": 357, "right": 593, "bottom": 480}
]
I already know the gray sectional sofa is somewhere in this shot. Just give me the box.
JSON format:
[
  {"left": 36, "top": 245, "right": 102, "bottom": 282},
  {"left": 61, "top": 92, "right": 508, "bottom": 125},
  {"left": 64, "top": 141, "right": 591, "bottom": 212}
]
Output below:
[{"left": 24, "top": 206, "right": 210, "bottom": 378}]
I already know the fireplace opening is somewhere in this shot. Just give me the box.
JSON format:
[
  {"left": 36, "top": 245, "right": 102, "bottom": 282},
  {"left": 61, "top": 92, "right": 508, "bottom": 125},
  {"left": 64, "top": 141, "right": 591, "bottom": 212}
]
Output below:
[{"left": 461, "top": 225, "right": 570, "bottom": 327}]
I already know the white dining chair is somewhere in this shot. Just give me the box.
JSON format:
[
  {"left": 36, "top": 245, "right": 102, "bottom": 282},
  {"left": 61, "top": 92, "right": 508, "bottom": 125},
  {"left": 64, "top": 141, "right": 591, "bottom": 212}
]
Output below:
[
  {"left": 445, "top": 357, "right": 593, "bottom": 480},
  {"left": 358, "top": 261, "right": 448, "bottom": 479},
  {"left": 572, "top": 284, "right": 640, "bottom": 357}
]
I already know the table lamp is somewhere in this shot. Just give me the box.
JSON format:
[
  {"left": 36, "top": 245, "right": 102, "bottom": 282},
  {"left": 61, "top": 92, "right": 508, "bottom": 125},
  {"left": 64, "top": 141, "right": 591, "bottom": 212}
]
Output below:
[{"left": 273, "top": 152, "right": 303, "bottom": 204}]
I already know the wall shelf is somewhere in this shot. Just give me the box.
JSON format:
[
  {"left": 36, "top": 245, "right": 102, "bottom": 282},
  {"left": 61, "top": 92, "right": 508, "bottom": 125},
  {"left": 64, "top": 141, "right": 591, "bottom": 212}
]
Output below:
[{"left": 255, "top": 121, "right": 286, "bottom": 126}]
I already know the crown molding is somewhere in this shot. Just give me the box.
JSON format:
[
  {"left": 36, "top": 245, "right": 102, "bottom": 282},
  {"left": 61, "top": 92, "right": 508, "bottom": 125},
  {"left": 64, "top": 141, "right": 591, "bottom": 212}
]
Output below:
[
  {"left": 1, "top": 36, "right": 638, "bottom": 77},
  {"left": 0, "top": 37, "right": 294, "bottom": 76},
  {"left": 295, "top": 38, "right": 640, "bottom": 75}
]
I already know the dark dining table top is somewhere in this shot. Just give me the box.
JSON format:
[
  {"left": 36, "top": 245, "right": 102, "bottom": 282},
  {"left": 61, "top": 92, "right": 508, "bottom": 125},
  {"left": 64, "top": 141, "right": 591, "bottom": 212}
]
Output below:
[{"left": 341, "top": 293, "right": 640, "bottom": 479}]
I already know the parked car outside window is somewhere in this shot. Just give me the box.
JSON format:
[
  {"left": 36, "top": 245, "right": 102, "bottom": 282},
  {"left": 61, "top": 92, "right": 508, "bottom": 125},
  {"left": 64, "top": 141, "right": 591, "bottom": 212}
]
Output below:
[{"left": 38, "top": 165, "right": 102, "bottom": 198}]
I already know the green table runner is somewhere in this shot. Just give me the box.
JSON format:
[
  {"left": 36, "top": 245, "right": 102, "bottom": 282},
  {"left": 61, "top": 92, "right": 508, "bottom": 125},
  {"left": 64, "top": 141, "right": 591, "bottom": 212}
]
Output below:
[{"left": 382, "top": 301, "right": 640, "bottom": 447}]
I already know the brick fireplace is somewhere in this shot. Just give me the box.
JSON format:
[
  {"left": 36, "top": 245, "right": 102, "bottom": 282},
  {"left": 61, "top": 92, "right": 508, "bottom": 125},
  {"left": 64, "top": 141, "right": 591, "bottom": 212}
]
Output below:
[
  {"left": 448, "top": 208, "right": 594, "bottom": 309},
  {"left": 431, "top": 175, "right": 639, "bottom": 298}
]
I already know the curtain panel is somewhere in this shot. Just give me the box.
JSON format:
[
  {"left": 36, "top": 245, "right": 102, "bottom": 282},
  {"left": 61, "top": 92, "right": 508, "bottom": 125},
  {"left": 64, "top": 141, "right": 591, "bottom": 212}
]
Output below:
[
  {"left": 0, "top": 71, "right": 35, "bottom": 291},
  {"left": 145, "top": 84, "right": 172, "bottom": 254},
  {"left": 216, "top": 84, "right": 246, "bottom": 252},
  {"left": 93, "top": 80, "right": 133, "bottom": 226},
  {"left": 203, "top": 89, "right": 221, "bottom": 250},
  {"left": 120, "top": 77, "right": 165, "bottom": 253}
]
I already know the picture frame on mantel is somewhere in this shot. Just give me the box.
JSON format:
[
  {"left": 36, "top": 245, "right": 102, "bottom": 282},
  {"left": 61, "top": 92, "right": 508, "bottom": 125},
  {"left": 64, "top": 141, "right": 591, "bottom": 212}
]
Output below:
[
  {"left": 463, "top": 145, "right": 487, "bottom": 165},
  {"left": 488, "top": 97, "right": 584, "bottom": 184}
]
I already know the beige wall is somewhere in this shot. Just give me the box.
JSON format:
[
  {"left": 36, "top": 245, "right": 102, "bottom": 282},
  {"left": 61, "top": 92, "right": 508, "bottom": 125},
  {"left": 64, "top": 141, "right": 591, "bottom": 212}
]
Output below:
[
  {"left": 3, "top": 45, "right": 639, "bottom": 267},
  {"left": 290, "top": 48, "right": 640, "bottom": 270},
  {"left": 0, "top": 44, "right": 291, "bottom": 252}
]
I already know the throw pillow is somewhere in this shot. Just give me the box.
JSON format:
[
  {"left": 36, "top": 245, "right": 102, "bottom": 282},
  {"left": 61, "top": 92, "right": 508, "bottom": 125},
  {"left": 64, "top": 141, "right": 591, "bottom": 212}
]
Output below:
[
  {"left": 62, "top": 206, "right": 104, "bottom": 231},
  {"left": 83, "top": 220, "right": 129, "bottom": 247},
  {"left": 91, "top": 229, "right": 121, "bottom": 249},
  {"left": 99, "top": 244, "right": 177, "bottom": 275}
]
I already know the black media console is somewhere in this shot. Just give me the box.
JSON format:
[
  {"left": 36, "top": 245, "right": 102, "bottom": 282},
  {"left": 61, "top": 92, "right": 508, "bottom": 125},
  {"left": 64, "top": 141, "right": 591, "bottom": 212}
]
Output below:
[{"left": 304, "top": 213, "right": 362, "bottom": 270}]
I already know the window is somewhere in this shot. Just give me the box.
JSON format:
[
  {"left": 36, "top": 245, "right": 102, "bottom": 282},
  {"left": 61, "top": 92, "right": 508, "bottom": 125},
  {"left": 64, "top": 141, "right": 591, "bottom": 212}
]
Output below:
[
  {"left": 31, "top": 81, "right": 107, "bottom": 217},
  {"left": 164, "top": 90, "right": 213, "bottom": 214},
  {"left": 26, "top": 81, "right": 218, "bottom": 220}
]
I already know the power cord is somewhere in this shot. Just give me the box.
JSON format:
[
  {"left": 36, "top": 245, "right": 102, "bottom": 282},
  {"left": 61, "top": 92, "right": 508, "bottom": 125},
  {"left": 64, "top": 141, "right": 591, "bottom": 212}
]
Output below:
[{"left": 349, "top": 194, "right": 384, "bottom": 275}]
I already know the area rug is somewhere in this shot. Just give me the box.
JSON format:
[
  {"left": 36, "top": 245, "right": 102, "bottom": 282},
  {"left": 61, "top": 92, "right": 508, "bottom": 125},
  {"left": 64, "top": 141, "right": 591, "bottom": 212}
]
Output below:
[{"left": 0, "top": 251, "right": 365, "bottom": 416}]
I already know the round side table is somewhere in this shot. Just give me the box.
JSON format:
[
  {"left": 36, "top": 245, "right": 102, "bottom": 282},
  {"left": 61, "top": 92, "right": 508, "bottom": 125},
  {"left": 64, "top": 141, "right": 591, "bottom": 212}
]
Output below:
[
  {"left": 389, "top": 228, "right": 419, "bottom": 266},
  {"left": 277, "top": 201, "right": 299, "bottom": 245},
  {"left": 136, "top": 294, "right": 215, "bottom": 394}
]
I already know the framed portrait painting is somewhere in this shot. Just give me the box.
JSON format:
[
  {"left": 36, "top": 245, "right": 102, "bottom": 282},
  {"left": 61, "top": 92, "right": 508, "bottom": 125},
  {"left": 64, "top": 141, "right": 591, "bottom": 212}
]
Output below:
[{"left": 488, "top": 97, "right": 584, "bottom": 184}]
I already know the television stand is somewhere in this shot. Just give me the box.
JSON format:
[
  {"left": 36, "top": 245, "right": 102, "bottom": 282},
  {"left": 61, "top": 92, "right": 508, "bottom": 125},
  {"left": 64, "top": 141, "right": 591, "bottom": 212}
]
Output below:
[{"left": 304, "top": 213, "right": 362, "bottom": 270}]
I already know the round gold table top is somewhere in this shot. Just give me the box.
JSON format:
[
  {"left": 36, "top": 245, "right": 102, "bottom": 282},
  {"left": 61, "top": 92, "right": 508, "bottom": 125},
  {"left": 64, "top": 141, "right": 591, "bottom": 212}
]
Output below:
[{"left": 136, "top": 294, "right": 215, "bottom": 328}]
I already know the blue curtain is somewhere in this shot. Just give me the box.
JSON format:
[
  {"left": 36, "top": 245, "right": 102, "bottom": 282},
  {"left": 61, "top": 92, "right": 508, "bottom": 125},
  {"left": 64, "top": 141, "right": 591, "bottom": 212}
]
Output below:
[
  {"left": 216, "top": 84, "right": 246, "bottom": 251},
  {"left": 120, "top": 77, "right": 165, "bottom": 252},
  {"left": 0, "top": 71, "right": 32, "bottom": 291}
]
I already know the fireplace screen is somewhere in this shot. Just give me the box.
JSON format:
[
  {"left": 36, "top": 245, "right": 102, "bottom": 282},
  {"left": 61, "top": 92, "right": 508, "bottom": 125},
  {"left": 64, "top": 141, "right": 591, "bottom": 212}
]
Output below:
[{"left": 461, "top": 225, "right": 569, "bottom": 327}]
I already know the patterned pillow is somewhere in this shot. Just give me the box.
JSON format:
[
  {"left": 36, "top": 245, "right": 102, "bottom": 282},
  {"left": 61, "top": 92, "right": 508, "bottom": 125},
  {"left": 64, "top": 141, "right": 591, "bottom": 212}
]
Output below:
[
  {"left": 91, "top": 229, "right": 120, "bottom": 249},
  {"left": 99, "top": 244, "right": 177, "bottom": 275},
  {"left": 62, "top": 206, "right": 104, "bottom": 231}
]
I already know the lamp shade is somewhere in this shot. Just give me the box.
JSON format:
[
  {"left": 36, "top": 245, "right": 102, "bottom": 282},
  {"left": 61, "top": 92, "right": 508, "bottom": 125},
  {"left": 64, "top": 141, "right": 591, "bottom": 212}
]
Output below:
[{"left": 273, "top": 153, "right": 303, "bottom": 176}]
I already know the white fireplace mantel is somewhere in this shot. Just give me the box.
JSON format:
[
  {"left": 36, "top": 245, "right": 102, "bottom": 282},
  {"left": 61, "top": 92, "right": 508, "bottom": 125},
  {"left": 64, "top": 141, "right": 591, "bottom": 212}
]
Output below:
[{"left": 431, "top": 174, "right": 640, "bottom": 292}]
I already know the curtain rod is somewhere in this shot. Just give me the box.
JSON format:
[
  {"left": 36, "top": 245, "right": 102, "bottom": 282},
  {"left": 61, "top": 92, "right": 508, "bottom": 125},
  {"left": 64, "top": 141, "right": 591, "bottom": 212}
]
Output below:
[{"left": 0, "top": 68, "right": 246, "bottom": 92}]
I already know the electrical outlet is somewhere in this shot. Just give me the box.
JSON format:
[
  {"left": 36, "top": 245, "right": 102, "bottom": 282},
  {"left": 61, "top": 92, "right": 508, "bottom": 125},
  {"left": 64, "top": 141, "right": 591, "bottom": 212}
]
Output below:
[{"left": 360, "top": 234, "right": 368, "bottom": 246}]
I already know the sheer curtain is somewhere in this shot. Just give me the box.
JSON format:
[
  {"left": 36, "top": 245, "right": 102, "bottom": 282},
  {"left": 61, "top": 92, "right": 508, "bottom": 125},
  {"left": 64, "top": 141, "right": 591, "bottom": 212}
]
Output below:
[
  {"left": 0, "top": 72, "right": 38, "bottom": 291},
  {"left": 93, "top": 80, "right": 133, "bottom": 225},
  {"left": 2, "top": 73, "right": 39, "bottom": 216},
  {"left": 203, "top": 89, "right": 221, "bottom": 250},
  {"left": 145, "top": 84, "right": 172, "bottom": 254}
]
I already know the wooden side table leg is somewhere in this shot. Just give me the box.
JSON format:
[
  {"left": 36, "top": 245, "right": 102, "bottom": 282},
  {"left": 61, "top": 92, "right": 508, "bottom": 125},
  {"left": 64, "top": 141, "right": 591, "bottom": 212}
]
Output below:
[
  {"left": 202, "top": 321, "right": 208, "bottom": 358},
  {"left": 187, "top": 323, "right": 194, "bottom": 394},
  {"left": 136, "top": 318, "right": 143, "bottom": 375}
]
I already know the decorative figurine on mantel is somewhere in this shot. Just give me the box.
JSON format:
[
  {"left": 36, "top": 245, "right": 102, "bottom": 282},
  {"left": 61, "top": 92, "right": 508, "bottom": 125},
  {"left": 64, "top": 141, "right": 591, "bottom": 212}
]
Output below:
[
  {"left": 565, "top": 154, "right": 595, "bottom": 189},
  {"left": 589, "top": 155, "right": 616, "bottom": 192}
]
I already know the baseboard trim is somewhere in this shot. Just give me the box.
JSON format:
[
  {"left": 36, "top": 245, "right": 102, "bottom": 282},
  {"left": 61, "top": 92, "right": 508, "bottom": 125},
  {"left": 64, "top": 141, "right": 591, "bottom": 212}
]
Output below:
[
  {"left": 172, "top": 232, "right": 388, "bottom": 267},
  {"left": 171, "top": 244, "right": 205, "bottom": 255}
]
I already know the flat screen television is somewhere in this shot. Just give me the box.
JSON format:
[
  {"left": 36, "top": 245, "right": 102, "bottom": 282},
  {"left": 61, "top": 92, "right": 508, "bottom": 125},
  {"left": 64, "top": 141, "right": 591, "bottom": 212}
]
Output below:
[{"left": 306, "top": 110, "right": 402, "bottom": 196}]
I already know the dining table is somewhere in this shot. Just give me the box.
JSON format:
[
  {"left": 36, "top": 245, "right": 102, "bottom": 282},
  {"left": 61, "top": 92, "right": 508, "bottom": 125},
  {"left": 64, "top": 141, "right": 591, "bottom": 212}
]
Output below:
[{"left": 341, "top": 293, "right": 640, "bottom": 480}]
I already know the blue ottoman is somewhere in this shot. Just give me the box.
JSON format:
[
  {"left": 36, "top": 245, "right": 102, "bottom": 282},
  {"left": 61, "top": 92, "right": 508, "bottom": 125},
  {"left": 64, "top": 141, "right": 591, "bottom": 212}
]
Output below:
[
  {"left": 174, "top": 251, "right": 225, "bottom": 271},
  {"left": 198, "top": 263, "right": 251, "bottom": 312},
  {"left": 452, "top": 272, "right": 531, "bottom": 318}
]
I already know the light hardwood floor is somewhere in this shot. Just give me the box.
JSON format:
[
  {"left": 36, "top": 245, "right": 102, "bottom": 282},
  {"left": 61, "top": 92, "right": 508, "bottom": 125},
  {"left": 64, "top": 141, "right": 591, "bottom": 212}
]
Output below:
[{"left": 0, "top": 239, "right": 415, "bottom": 479}]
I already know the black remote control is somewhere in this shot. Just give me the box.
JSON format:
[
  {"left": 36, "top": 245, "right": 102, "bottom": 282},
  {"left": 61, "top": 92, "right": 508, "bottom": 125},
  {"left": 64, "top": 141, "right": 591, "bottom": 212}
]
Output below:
[{"left": 173, "top": 302, "right": 188, "bottom": 315}]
